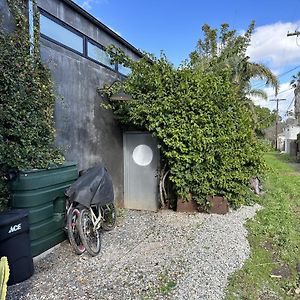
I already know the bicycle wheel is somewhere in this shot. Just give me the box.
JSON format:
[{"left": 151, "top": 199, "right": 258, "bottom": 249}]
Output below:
[
  {"left": 101, "top": 203, "right": 117, "bottom": 231},
  {"left": 67, "top": 207, "right": 85, "bottom": 255},
  {"left": 78, "top": 208, "right": 101, "bottom": 256}
]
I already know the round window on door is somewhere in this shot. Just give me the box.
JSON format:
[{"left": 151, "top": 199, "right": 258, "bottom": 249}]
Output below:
[{"left": 132, "top": 144, "right": 153, "bottom": 166}]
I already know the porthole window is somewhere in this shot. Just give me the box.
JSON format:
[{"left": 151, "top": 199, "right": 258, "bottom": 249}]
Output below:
[{"left": 132, "top": 145, "right": 153, "bottom": 166}]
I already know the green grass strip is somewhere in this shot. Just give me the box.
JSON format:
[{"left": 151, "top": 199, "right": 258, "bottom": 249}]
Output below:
[{"left": 226, "top": 152, "right": 300, "bottom": 299}]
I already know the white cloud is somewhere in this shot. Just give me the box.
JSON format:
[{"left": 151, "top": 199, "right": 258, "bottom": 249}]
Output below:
[
  {"left": 74, "top": 0, "right": 108, "bottom": 11},
  {"left": 73, "top": 0, "right": 121, "bottom": 36},
  {"left": 82, "top": 0, "right": 94, "bottom": 10},
  {"left": 247, "top": 21, "right": 300, "bottom": 69}
]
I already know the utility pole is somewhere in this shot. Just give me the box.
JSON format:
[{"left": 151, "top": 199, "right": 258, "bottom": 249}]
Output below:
[
  {"left": 287, "top": 31, "right": 300, "bottom": 37},
  {"left": 270, "top": 98, "right": 286, "bottom": 150}
]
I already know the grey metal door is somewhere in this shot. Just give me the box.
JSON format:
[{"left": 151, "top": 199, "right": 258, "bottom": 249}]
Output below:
[{"left": 124, "top": 132, "right": 159, "bottom": 211}]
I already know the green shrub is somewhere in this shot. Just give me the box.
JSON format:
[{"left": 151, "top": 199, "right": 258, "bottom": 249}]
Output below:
[
  {"left": 102, "top": 51, "right": 266, "bottom": 207},
  {"left": 0, "top": 1, "right": 64, "bottom": 210}
]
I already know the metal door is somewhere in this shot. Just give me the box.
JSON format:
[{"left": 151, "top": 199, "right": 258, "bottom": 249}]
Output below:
[{"left": 124, "top": 132, "right": 159, "bottom": 211}]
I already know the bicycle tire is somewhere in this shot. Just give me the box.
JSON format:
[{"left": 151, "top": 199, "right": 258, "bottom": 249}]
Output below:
[
  {"left": 67, "top": 208, "right": 85, "bottom": 255},
  {"left": 78, "top": 208, "right": 101, "bottom": 256},
  {"left": 101, "top": 203, "right": 117, "bottom": 231}
]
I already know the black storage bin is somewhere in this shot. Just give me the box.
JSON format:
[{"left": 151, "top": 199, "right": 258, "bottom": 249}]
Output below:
[{"left": 0, "top": 209, "right": 34, "bottom": 285}]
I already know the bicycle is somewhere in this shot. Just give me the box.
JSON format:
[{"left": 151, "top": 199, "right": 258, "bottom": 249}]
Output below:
[
  {"left": 77, "top": 202, "right": 116, "bottom": 256},
  {"left": 65, "top": 165, "right": 116, "bottom": 256},
  {"left": 65, "top": 201, "right": 85, "bottom": 255}
]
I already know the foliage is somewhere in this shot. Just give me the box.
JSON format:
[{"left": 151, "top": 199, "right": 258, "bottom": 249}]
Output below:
[
  {"left": 254, "top": 105, "right": 277, "bottom": 138},
  {"left": 103, "top": 46, "right": 266, "bottom": 207},
  {"left": 0, "top": 1, "right": 64, "bottom": 210},
  {"left": 226, "top": 153, "right": 300, "bottom": 299},
  {"left": 290, "top": 71, "right": 300, "bottom": 88},
  {"left": 291, "top": 71, "right": 300, "bottom": 122},
  {"left": 189, "top": 22, "right": 279, "bottom": 99}
]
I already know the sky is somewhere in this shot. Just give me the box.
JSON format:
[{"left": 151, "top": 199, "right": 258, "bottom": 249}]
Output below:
[{"left": 74, "top": 0, "right": 300, "bottom": 117}]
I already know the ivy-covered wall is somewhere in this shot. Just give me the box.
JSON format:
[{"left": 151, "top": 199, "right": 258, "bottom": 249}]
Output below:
[
  {"left": 0, "top": 0, "right": 64, "bottom": 210},
  {"left": 104, "top": 50, "right": 267, "bottom": 208}
]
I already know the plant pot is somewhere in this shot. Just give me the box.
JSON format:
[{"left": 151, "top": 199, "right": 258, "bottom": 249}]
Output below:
[
  {"left": 176, "top": 195, "right": 198, "bottom": 213},
  {"left": 207, "top": 196, "right": 229, "bottom": 215}
]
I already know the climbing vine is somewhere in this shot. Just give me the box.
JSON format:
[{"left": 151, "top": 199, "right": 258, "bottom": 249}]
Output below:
[
  {"left": 102, "top": 46, "right": 266, "bottom": 208},
  {"left": 0, "top": 0, "right": 64, "bottom": 210}
]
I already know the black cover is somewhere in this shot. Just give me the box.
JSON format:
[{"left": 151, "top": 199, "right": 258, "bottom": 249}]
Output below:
[{"left": 66, "top": 165, "right": 114, "bottom": 208}]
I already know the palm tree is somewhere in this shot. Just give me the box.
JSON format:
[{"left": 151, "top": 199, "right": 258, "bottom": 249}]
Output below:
[{"left": 190, "top": 22, "right": 279, "bottom": 98}]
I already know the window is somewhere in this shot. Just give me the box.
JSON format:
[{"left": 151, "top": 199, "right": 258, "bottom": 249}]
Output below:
[
  {"left": 87, "top": 41, "right": 115, "bottom": 69},
  {"left": 118, "top": 64, "right": 131, "bottom": 76},
  {"left": 40, "top": 14, "right": 84, "bottom": 53}
]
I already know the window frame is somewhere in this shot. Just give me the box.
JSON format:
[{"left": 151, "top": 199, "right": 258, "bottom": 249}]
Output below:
[
  {"left": 86, "top": 38, "right": 117, "bottom": 72},
  {"left": 39, "top": 9, "right": 128, "bottom": 74},
  {"left": 39, "top": 9, "right": 85, "bottom": 56}
]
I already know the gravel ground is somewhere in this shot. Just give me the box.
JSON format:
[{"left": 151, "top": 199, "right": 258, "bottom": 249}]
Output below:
[{"left": 7, "top": 205, "right": 261, "bottom": 300}]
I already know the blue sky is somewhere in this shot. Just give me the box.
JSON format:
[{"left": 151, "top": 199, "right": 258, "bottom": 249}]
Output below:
[{"left": 74, "top": 0, "right": 300, "bottom": 116}]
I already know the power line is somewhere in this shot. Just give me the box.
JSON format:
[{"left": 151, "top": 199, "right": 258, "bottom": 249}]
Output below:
[
  {"left": 252, "top": 65, "right": 300, "bottom": 90},
  {"left": 268, "top": 87, "right": 293, "bottom": 99},
  {"left": 284, "top": 96, "right": 295, "bottom": 116}
]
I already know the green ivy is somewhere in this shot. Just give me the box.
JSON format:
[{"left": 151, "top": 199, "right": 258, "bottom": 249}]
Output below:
[
  {"left": 103, "top": 48, "right": 266, "bottom": 207},
  {"left": 0, "top": 0, "right": 64, "bottom": 210}
]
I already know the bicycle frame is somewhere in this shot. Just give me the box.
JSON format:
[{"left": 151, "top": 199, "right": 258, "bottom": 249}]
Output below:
[{"left": 89, "top": 205, "right": 103, "bottom": 231}]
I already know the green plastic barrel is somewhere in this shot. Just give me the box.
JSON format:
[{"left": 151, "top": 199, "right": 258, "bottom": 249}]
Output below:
[{"left": 10, "top": 162, "right": 78, "bottom": 256}]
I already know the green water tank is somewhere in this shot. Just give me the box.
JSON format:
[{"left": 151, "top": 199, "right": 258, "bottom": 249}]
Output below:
[{"left": 10, "top": 162, "right": 78, "bottom": 256}]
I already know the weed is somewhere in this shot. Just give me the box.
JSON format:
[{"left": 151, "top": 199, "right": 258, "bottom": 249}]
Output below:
[
  {"left": 159, "top": 272, "right": 177, "bottom": 295},
  {"left": 116, "top": 208, "right": 128, "bottom": 224}
]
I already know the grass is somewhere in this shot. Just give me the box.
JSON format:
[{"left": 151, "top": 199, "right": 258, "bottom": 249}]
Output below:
[
  {"left": 226, "top": 152, "right": 300, "bottom": 299},
  {"left": 159, "top": 272, "right": 177, "bottom": 295}
]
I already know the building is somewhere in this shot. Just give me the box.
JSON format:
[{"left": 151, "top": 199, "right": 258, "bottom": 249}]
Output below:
[
  {"left": 1, "top": 0, "right": 144, "bottom": 206},
  {"left": 281, "top": 124, "right": 300, "bottom": 155}
]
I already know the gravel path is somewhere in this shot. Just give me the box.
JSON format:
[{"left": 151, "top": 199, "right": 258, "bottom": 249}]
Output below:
[{"left": 7, "top": 205, "right": 261, "bottom": 300}]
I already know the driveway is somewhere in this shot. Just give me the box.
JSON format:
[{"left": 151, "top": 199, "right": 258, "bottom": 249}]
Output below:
[{"left": 7, "top": 205, "right": 260, "bottom": 300}]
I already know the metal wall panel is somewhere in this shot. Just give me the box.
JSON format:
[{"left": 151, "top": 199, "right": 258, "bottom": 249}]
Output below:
[{"left": 124, "top": 132, "right": 159, "bottom": 211}]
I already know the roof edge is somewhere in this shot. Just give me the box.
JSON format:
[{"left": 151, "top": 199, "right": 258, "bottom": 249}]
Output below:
[{"left": 61, "top": 0, "right": 143, "bottom": 58}]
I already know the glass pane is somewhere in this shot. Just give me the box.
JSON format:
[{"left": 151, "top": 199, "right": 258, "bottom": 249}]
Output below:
[
  {"left": 118, "top": 64, "right": 131, "bottom": 76},
  {"left": 87, "top": 42, "right": 114, "bottom": 68},
  {"left": 40, "top": 15, "right": 83, "bottom": 53}
]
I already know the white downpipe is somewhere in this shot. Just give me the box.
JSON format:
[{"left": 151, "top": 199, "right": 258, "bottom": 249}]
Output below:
[{"left": 28, "top": 0, "right": 34, "bottom": 54}]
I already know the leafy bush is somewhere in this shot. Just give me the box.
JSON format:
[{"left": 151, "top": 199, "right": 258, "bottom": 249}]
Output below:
[
  {"left": 0, "top": 1, "right": 64, "bottom": 210},
  {"left": 102, "top": 51, "right": 266, "bottom": 207}
]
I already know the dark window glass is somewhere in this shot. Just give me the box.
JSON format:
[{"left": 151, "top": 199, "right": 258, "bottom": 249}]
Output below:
[
  {"left": 40, "top": 14, "right": 83, "bottom": 53},
  {"left": 87, "top": 42, "right": 114, "bottom": 68}
]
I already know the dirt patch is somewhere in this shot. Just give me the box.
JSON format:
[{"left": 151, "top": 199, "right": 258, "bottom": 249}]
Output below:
[
  {"left": 296, "top": 262, "right": 300, "bottom": 278},
  {"left": 271, "top": 264, "right": 292, "bottom": 279},
  {"left": 263, "top": 240, "right": 273, "bottom": 251}
]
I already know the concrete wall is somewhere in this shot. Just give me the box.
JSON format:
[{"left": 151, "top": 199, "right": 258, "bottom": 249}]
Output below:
[
  {"left": 0, "top": 0, "right": 16, "bottom": 33},
  {"left": 37, "top": 0, "right": 141, "bottom": 205}
]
